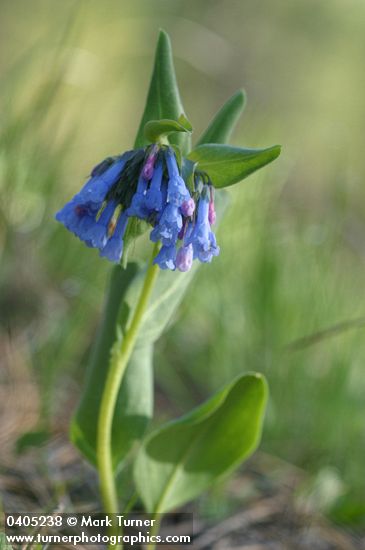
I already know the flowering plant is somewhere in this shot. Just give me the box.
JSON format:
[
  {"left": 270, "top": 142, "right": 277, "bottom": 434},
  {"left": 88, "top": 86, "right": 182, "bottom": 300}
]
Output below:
[{"left": 57, "top": 31, "right": 280, "bottom": 549}]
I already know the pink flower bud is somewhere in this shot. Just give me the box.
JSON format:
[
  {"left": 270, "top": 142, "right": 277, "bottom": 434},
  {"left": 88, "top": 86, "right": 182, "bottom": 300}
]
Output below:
[
  {"left": 142, "top": 145, "right": 159, "bottom": 180},
  {"left": 208, "top": 200, "right": 216, "bottom": 225},
  {"left": 181, "top": 198, "right": 195, "bottom": 217},
  {"left": 142, "top": 161, "right": 154, "bottom": 180},
  {"left": 176, "top": 244, "right": 193, "bottom": 272}
]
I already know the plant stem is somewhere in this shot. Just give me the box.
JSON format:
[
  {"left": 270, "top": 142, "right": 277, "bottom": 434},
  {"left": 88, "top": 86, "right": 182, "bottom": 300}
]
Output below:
[
  {"left": 147, "top": 515, "right": 161, "bottom": 550},
  {"left": 96, "top": 244, "right": 160, "bottom": 548}
]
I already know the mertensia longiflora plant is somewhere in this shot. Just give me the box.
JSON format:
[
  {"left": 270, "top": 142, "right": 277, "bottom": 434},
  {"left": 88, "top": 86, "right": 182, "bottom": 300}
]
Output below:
[{"left": 56, "top": 31, "right": 280, "bottom": 550}]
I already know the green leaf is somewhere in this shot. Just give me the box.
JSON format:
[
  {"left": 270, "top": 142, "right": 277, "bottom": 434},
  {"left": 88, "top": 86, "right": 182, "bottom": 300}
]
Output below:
[
  {"left": 125, "top": 268, "right": 196, "bottom": 347},
  {"left": 197, "top": 90, "right": 246, "bottom": 146},
  {"left": 192, "top": 91, "right": 280, "bottom": 187},
  {"left": 177, "top": 113, "right": 193, "bottom": 133},
  {"left": 70, "top": 263, "right": 153, "bottom": 468},
  {"left": 134, "top": 373, "right": 268, "bottom": 513},
  {"left": 112, "top": 344, "right": 153, "bottom": 469},
  {"left": 144, "top": 118, "right": 192, "bottom": 144},
  {"left": 134, "top": 30, "right": 190, "bottom": 154},
  {"left": 123, "top": 30, "right": 191, "bottom": 262},
  {"left": 70, "top": 262, "right": 200, "bottom": 470},
  {"left": 188, "top": 144, "right": 281, "bottom": 188},
  {"left": 181, "top": 158, "right": 197, "bottom": 193}
]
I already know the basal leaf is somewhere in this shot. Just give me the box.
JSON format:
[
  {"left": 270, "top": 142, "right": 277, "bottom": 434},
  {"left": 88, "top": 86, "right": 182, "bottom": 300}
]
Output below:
[
  {"left": 134, "top": 373, "right": 268, "bottom": 513},
  {"left": 134, "top": 30, "right": 190, "bottom": 154},
  {"left": 188, "top": 144, "right": 281, "bottom": 188},
  {"left": 197, "top": 89, "right": 246, "bottom": 146}
]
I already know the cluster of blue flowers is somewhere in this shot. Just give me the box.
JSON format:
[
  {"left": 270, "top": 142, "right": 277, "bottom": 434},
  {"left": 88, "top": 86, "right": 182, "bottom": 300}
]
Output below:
[{"left": 55, "top": 145, "right": 219, "bottom": 272}]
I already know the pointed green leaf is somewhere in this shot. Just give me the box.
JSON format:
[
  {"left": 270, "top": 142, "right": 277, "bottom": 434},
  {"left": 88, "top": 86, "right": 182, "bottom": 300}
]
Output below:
[
  {"left": 134, "top": 373, "right": 268, "bottom": 513},
  {"left": 188, "top": 144, "right": 281, "bottom": 188},
  {"left": 123, "top": 30, "right": 190, "bottom": 255},
  {"left": 197, "top": 89, "right": 246, "bottom": 146},
  {"left": 134, "top": 30, "right": 190, "bottom": 153},
  {"left": 144, "top": 118, "right": 192, "bottom": 144}
]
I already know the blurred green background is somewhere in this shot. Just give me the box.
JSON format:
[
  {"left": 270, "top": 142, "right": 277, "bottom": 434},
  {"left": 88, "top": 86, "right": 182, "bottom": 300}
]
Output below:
[{"left": 1, "top": 0, "right": 365, "bottom": 528}]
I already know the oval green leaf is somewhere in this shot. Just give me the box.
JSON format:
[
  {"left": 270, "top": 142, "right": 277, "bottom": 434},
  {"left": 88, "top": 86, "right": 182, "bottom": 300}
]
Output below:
[
  {"left": 188, "top": 143, "right": 281, "bottom": 188},
  {"left": 134, "top": 373, "right": 268, "bottom": 513}
]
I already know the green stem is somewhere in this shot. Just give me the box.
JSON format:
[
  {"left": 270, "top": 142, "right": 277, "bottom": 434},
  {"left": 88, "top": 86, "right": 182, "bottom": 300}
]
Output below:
[
  {"left": 96, "top": 244, "right": 160, "bottom": 548},
  {"left": 147, "top": 516, "right": 161, "bottom": 550}
]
